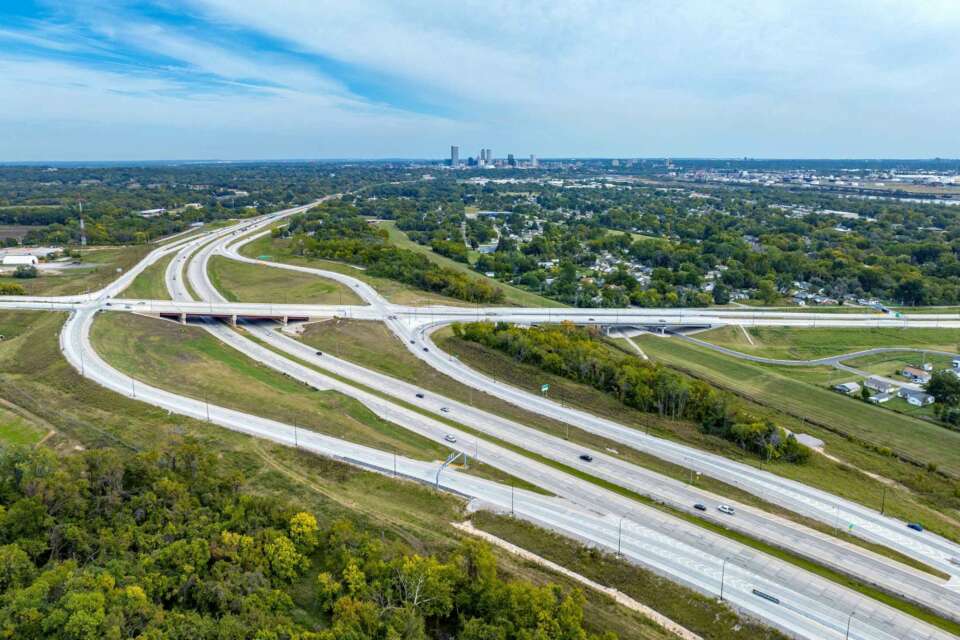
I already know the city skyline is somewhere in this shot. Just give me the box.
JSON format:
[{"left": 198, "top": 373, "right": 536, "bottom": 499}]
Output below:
[{"left": 2, "top": 1, "right": 960, "bottom": 161}]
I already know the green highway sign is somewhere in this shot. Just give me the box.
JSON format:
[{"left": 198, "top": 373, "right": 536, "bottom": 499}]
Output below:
[{"left": 541, "top": 383, "right": 550, "bottom": 393}]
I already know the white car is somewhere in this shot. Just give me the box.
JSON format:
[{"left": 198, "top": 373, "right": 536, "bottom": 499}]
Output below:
[
  {"left": 717, "top": 504, "right": 736, "bottom": 515},
  {"left": 444, "top": 434, "right": 457, "bottom": 443},
  {"left": 440, "top": 407, "right": 450, "bottom": 413}
]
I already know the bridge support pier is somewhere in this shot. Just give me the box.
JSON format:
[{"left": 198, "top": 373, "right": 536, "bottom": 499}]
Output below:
[
  {"left": 229, "top": 315, "right": 237, "bottom": 327},
  {"left": 179, "top": 312, "right": 187, "bottom": 325},
  {"left": 281, "top": 315, "right": 288, "bottom": 327}
]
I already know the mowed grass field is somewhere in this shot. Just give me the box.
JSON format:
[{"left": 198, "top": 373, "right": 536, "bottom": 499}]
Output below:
[
  {"left": 207, "top": 255, "right": 364, "bottom": 305},
  {"left": 0, "top": 406, "right": 45, "bottom": 446},
  {"left": 91, "top": 312, "right": 451, "bottom": 463},
  {"left": 697, "top": 326, "right": 960, "bottom": 360},
  {"left": 241, "top": 234, "right": 469, "bottom": 306},
  {"left": 118, "top": 253, "right": 174, "bottom": 300},
  {"left": 0, "top": 245, "right": 152, "bottom": 296},
  {"left": 636, "top": 335, "right": 960, "bottom": 476},
  {"left": 376, "top": 220, "right": 564, "bottom": 308}
]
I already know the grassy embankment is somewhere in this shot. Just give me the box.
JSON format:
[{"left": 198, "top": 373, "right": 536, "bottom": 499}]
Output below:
[
  {"left": 697, "top": 325, "right": 960, "bottom": 360},
  {"left": 241, "top": 229, "right": 562, "bottom": 308},
  {"left": 240, "top": 233, "right": 463, "bottom": 306},
  {"left": 0, "top": 245, "right": 152, "bottom": 296},
  {"left": 206, "top": 254, "right": 363, "bottom": 305},
  {"left": 0, "top": 309, "right": 751, "bottom": 639},
  {"left": 118, "top": 253, "right": 174, "bottom": 300},
  {"left": 629, "top": 336, "right": 960, "bottom": 529},
  {"left": 694, "top": 326, "right": 960, "bottom": 422}
]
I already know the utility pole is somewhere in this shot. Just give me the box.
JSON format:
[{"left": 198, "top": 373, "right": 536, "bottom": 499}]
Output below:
[
  {"left": 510, "top": 483, "right": 515, "bottom": 517},
  {"left": 293, "top": 420, "right": 298, "bottom": 448},
  {"left": 393, "top": 448, "right": 397, "bottom": 477},
  {"left": 880, "top": 485, "right": 887, "bottom": 515}
]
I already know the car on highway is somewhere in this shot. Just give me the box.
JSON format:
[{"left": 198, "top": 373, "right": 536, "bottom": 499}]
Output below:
[
  {"left": 415, "top": 393, "right": 424, "bottom": 398},
  {"left": 694, "top": 503, "right": 707, "bottom": 512},
  {"left": 410, "top": 340, "right": 415, "bottom": 344},
  {"left": 315, "top": 351, "right": 323, "bottom": 356},
  {"left": 579, "top": 454, "right": 593, "bottom": 462},
  {"left": 717, "top": 504, "right": 736, "bottom": 515},
  {"left": 949, "top": 557, "right": 960, "bottom": 567},
  {"left": 907, "top": 522, "right": 924, "bottom": 532},
  {"left": 444, "top": 434, "right": 457, "bottom": 443},
  {"left": 422, "top": 347, "right": 429, "bottom": 352},
  {"left": 588, "top": 317, "right": 595, "bottom": 321},
  {"left": 440, "top": 407, "right": 450, "bottom": 413}
]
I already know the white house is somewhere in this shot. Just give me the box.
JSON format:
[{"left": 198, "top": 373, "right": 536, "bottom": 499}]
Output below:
[
  {"left": 1, "top": 255, "right": 38, "bottom": 267},
  {"left": 834, "top": 382, "right": 861, "bottom": 395},
  {"left": 898, "top": 389, "right": 935, "bottom": 407}
]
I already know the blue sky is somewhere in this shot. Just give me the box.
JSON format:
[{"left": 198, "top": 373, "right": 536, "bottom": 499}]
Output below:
[{"left": 1, "top": 0, "right": 959, "bottom": 161}]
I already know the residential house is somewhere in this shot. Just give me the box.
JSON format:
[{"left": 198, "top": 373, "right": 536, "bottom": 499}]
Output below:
[
  {"left": 868, "top": 392, "right": 895, "bottom": 404},
  {"left": 901, "top": 366, "right": 932, "bottom": 384},
  {"left": 898, "top": 389, "right": 935, "bottom": 407},
  {"left": 864, "top": 377, "right": 897, "bottom": 394},
  {"left": 834, "top": 382, "right": 861, "bottom": 395}
]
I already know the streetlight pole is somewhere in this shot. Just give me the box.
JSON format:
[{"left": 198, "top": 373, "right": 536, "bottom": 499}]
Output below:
[
  {"left": 845, "top": 611, "right": 855, "bottom": 640},
  {"left": 510, "top": 484, "right": 515, "bottom": 517},
  {"left": 880, "top": 485, "right": 887, "bottom": 515}
]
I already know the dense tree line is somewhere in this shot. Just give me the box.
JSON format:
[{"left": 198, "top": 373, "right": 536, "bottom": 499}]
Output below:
[
  {"left": 284, "top": 201, "right": 505, "bottom": 304},
  {"left": 0, "top": 442, "right": 613, "bottom": 640},
  {"left": 452, "top": 322, "right": 811, "bottom": 463}
]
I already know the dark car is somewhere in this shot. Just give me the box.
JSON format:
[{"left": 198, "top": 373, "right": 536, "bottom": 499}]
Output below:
[
  {"left": 410, "top": 340, "right": 415, "bottom": 344},
  {"left": 415, "top": 393, "right": 424, "bottom": 399},
  {"left": 315, "top": 351, "right": 323, "bottom": 356},
  {"left": 907, "top": 522, "right": 925, "bottom": 532},
  {"left": 694, "top": 503, "right": 707, "bottom": 512},
  {"left": 423, "top": 347, "right": 429, "bottom": 352},
  {"left": 579, "top": 454, "right": 593, "bottom": 462}
]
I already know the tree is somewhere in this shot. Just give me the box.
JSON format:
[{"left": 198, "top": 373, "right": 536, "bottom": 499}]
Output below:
[
  {"left": 13, "top": 265, "right": 37, "bottom": 279},
  {"left": 712, "top": 283, "right": 731, "bottom": 305},
  {"left": 756, "top": 279, "right": 778, "bottom": 305},
  {"left": 926, "top": 370, "right": 960, "bottom": 406}
]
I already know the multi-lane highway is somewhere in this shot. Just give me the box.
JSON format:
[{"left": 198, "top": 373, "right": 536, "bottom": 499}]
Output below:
[{"left": 4, "top": 204, "right": 960, "bottom": 638}]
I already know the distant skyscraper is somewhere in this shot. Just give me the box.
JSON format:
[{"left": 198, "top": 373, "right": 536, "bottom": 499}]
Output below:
[
  {"left": 507, "top": 153, "right": 515, "bottom": 167},
  {"left": 483, "top": 148, "right": 492, "bottom": 164},
  {"left": 530, "top": 154, "right": 537, "bottom": 168},
  {"left": 450, "top": 145, "right": 460, "bottom": 167}
]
